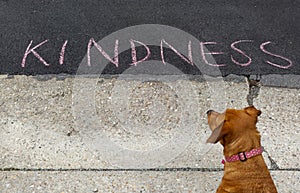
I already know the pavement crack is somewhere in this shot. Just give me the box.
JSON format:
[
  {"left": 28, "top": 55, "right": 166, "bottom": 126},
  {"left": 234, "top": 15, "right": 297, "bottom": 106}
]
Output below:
[
  {"left": 245, "top": 75, "right": 261, "bottom": 106},
  {"left": 2, "top": 167, "right": 299, "bottom": 172},
  {"left": 263, "top": 147, "right": 280, "bottom": 170},
  {"left": 0, "top": 167, "right": 224, "bottom": 172},
  {"left": 268, "top": 155, "right": 280, "bottom": 170}
]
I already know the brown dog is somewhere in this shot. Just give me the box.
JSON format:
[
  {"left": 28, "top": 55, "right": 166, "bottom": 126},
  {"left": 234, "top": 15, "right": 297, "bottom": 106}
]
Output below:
[{"left": 206, "top": 106, "right": 278, "bottom": 193}]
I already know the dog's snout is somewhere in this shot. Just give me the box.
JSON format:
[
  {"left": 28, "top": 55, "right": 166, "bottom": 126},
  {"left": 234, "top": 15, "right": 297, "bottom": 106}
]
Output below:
[{"left": 206, "top": 110, "right": 214, "bottom": 115}]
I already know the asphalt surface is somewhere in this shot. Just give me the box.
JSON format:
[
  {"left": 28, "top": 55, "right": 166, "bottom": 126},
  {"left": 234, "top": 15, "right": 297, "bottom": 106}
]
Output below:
[{"left": 1, "top": 1, "right": 299, "bottom": 75}]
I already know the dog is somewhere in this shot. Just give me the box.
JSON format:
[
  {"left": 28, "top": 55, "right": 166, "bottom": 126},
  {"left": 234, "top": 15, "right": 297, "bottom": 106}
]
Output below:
[{"left": 206, "top": 106, "right": 278, "bottom": 193}]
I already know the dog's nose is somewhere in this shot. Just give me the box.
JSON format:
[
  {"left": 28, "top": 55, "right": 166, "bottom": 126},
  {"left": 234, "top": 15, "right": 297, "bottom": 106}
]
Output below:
[{"left": 206, "top": 110, "right": 214, "bottom": 115}]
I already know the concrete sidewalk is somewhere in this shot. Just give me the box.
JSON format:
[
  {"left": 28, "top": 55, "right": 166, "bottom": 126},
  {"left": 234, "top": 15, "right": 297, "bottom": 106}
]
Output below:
[{"left": 0, "top": 75, "right": 299, "bottom": 192}]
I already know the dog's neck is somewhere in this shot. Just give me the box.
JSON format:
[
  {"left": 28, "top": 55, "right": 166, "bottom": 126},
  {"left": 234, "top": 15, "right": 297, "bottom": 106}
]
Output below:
[{"left": 221, "top": 128, "right": 261, "bottom": 157}]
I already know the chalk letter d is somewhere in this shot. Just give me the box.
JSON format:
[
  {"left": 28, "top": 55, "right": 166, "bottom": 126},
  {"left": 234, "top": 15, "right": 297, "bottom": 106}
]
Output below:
[{"left": 130, "top": 39, "right": 151, "bottom": 66}]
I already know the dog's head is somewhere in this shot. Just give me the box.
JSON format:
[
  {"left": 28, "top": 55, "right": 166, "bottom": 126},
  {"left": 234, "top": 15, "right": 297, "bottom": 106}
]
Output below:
[{"left": 206, "top": 106, "right": 261, "bottom": 145}]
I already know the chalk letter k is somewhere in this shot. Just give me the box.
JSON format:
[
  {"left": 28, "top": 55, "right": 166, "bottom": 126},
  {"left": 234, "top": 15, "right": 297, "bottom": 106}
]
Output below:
[{"left": 21, "top": 40, "right": 49, "bottom": 67}]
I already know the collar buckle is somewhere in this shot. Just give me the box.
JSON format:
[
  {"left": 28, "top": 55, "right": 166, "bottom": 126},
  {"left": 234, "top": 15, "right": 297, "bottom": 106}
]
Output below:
[{"left": 238, "top": 152, "right": 247, "bottom": 162}]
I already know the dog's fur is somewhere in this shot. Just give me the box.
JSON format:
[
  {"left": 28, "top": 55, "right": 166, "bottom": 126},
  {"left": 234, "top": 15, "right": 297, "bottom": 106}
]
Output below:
[{"left": 207, "top": 106, "right": 277, "bottom": 193}]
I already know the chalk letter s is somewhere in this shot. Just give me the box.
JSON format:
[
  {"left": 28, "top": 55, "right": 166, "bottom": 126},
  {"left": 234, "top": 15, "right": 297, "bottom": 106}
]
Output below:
[
  {"left": 260, "top": 41, "right": 292, "bottom": 69},
  {"left": 230, "top": 40, "right": 253, "bottom": 66}
]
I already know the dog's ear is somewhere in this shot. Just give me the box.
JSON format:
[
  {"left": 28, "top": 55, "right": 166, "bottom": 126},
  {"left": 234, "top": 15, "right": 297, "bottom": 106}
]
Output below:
[
  {"left": 206, "top": 114, "right": 226, "bottom": 143},
  {"left": 245, "top": 106, "right": 261, "bottom": 117},
  {"left": 206, "top": 124, "right": 224, "bottom": 143}
]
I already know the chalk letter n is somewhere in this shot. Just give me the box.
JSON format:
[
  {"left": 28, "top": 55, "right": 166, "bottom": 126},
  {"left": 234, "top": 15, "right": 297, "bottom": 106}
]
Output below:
[
  {"left": 161, "top": 39, "right": 193, "bottom": 65},
  {"left": 87, "top": 38, "right": 119, "bottom": 67}
]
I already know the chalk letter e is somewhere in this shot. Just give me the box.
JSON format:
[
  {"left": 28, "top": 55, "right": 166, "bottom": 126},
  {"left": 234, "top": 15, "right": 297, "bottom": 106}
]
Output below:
[{"left": 200, "top": 42, "right": 225, "bottom": 67}]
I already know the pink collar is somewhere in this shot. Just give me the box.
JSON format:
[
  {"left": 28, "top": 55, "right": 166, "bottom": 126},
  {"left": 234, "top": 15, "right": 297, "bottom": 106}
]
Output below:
[{"left": 222, "top": 147, "right": 263, "bottom": 164}]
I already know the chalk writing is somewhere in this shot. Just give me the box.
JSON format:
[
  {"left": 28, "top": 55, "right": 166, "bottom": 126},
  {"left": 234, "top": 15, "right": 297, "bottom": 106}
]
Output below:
[
  {"left": 22, "top": 40, "right": 49, "bottom": 67},
  {"left": 59, "top": 40, "right": 68, "bottom": 65},
  {"left": 161, "top": 39, "right": 193, "bottom": 65},
  {"left": 20, "top": 39, "right": 293, "bottom": 70},
  {"left": 87, "top": 38, "right": 119, "bottom": 67},
  {"left": 130, "top": 39, "right": 151, "bottom": 66},
  {"left": 230, "top": 40, "right": 253, "bottom": 67},
  {"left": 260, "top": 41, "right": 292, "bottom": 69},
  {"left": 200, "top": 42, "right": 226, "bottom": 67}
]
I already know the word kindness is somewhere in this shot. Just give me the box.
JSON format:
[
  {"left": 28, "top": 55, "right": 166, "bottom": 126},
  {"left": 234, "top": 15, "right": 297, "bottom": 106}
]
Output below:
[{"left": 21, "top": 39, "right": 292, "bottom": 69}]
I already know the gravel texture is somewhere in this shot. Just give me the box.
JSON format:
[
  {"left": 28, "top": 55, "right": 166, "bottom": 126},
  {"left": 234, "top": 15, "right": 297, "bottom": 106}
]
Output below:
[
  {"left": 0, "top": 171, "right": 299, "bottom": 193},
  {"left": 0, "top": 75, "right": 299, "bottom": 192}
]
